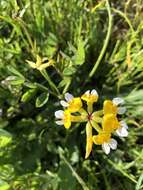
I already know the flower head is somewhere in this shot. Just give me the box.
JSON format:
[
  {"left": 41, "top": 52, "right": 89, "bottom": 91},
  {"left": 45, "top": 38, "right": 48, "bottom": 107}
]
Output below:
[
  {"left": 26, "top": 55, "right": 54, "bottom": 71},
  {"left": 55, "top": 110, "right": 71, "bottom": 129},
  {"left": 103, "top": 97, "right": 126, "bottom": 115},
  {"left": 60, "top": 93, "right": 82, "bottom": 113},
  {"left": 93, "top": 132, "right": 117, "bottom": 154},
  {"left": 55, "top": 90, "right": 128, "bottom": 158}
]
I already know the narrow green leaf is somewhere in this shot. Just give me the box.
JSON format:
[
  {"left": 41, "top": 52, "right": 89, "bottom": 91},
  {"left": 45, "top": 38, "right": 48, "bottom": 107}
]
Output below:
[
  {"left": 8, "top": 76, "right": 25, "bottom": 85},
  {"left": 0, "top": 129, "right": 12, "bottom": 138},
  {"left": 63, "top": 67, "right": 76, "bottom": 76},
  {"left": 21, "top": 89, "right": 36, "bottom": 102},
  {"left": 35, "top": 92, "right": 49, "bottom": 107},
  {"left": 7, "top": 66, "right": 25, "bottom": 78},
  {"left": 136, "top": 173, "right": 143, "bottom": 190}
]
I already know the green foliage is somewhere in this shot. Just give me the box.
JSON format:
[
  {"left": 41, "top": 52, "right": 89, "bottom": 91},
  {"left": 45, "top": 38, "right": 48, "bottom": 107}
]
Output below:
[{"left": 0, "top": 0, "right": 143, "bottom": 189}]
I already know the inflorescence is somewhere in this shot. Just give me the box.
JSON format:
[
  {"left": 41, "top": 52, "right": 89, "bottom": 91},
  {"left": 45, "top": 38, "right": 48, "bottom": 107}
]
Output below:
[{"left": 55, "top": 89, "right": 128, "bottom": 158}]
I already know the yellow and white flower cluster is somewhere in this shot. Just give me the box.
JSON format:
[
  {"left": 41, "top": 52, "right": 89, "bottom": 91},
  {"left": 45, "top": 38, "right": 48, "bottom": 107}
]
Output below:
[{"left": 55, "top": 90, "right": 128, "bottom": 158}]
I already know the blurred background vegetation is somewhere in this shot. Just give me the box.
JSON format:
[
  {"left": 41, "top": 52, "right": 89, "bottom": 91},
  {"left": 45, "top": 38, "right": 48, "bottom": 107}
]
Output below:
[{"left": 0, "top": 0, "right": 143, "bottom": 189}]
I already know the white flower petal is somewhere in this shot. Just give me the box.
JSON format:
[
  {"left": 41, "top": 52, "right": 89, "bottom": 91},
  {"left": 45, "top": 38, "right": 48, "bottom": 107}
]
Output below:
[
  {"left": 60, "top": 100, "right": 69, "bottom": 107},
  {"left": 116, "top": 127, "right": 128, "bottom": 137},
  {"left": 120, "top": 120, "right": 128, "bottom": 129},
  {"left": 85, "top": 90, "right": 90, "bottom": 95},
  {"left": 102, "top": 143, "right": 110, "bottom": 154},
  {"left": 55, "top": 120, "right": 64, "bottom": 125},
  {"left": 65, "top": 93, "right": 74, "bottom": 102},
  {"left": 113, "top": 97, "right": 124, "bottom": 106},
  {"left": 117, "top": 107, "right": 126, "bottom": 114},
  {"left": 91, "top": 89, "right": 98, "bottom": 96},
  {"left": 109, "top": 138, "right": 117, "bottom": 150},
  {"left": 55, "top": 110, "right": 64, "bottom": 119}
]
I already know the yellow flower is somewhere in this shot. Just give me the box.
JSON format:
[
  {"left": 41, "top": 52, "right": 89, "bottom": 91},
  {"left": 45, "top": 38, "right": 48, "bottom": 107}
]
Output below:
[
  {"left": 85, "top": 122, "right": 93, "bottom": 159},
  {"left": 81, "top": 89, "right": 98, "bottom": 113},
  {"left": 102, "top": 114, "right": 120, "bottom": 133},
  {"left": 81, "top": 89, "right": 98, "bottom": 103},
  {"left": 93, "top": 132, "right": 111, "bottom": 145},
  {"left": 55, "top": 110, "right": 71, "bottom": 129},
  {"left": 26, "top": 55, "right": 54, "bottom": 71},
  {"left": 93, "top": 132, "right": 117, "bottom": 154},
  {"left": 103, "top": 97, "right": 126, "bottom": 115},
  {"left": 55, "top": 109, "right": 86, "bottom": 129},
  {"left": 60, "top": 93, "right": 82, "bottom": 113}
]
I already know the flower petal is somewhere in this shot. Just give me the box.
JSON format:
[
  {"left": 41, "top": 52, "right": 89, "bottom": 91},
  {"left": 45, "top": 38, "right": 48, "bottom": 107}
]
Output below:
[
  {"left": 113, "top": 97, "right": 124, "bottom": 106},
  {"left": 120, "top": 120, "right": 128, "bottom": 129},
  {"left": 117, "top": 107, "right": 126, "bottom": 114},
  {"left": 91, "top": 89, "right": 98, "bottom": 96},
  {"left": 85, "top": 90, "right": 90, "bottom": 95},
  {"left": 116, "top": 127, "right": 128, "bottom": 137},
  {"left": 65, "top": 93, "right": 74, "bottom": 102},
  {"left": 60, "top": 100, "right": 69, "bottom": 107},
  {"left": 55, "top": 120, "right": 64, "bottom": 125},
  {"left": 55, "top": 110, "right": 64, "bottom": 119},
  {"left": 109, "top": 138, "right": 117, "bottom": 150},
  {"left": 85, "top": 122, "right": 93, "bottom": 159},
  {"left": 102, "top": 143, "right": 110, "bottom": 154}
]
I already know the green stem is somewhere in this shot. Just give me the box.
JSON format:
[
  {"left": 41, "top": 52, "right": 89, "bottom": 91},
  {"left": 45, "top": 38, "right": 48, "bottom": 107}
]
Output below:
[
  {"left": 40, "top": 69, "right": 60, "bottom": 96},
  {"left": 89, "top": 0, "right": 112, "bottom": 78},
  {"left": 112, "top": 8, "right": 135, "bottom": 33},
  {"left": 92, "top": 110, "right": 103, "bottom": 116},
  {"left": 90, "top": 120, "right": 102, "bottom": 132},
  {"left": 63, "top": 79, "right": 71, "bottom": 94}
]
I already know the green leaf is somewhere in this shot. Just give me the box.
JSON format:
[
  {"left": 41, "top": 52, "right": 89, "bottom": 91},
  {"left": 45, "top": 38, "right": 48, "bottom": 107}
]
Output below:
[
  {"left": 0, "top": 129, "right": 12, "bottom": 147},
  {"left": 7, "top": 66, "right": 25, "bottom": 78},
  {"left": 63, "top": 67, "right": 76, "bottom": 76},
  {"left": 0, "top": 179, "right": 10, "bottom": 190},
  {"left": 0, "top": 129, "right": 12, "bottom": 138},
  {"left": 74, "top": 38, "right": 85, "bottom": 65},
  {"left": 21, "top": 89, "right": 36, "bottom": 102},
  {"left": 136, "top": 173, "right": 143, "bottom": 190},
  {"left": 35, "top": 92, "right": 49, "bottom": 107},
  {"left": 7, "top": 76, "right": 25, "bottom": 85},
  {"left": 58, "top": 161, "right": 76, "bottom": 190},
  {"left": 24, "top": 82, "right": 37, "bottom": 89}
]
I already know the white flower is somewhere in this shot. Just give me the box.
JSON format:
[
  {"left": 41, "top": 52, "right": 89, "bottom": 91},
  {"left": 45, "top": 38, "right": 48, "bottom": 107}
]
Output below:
[
  {"left": 112, "top": 97, "right": 126, "bottom": 114},
  {"left": 102, "top": 138, "right": 117, "bottom": 154},
  {"left": 116, "top": 120, "right": 128, "bottom": 137},
  {"left": 55, "top": 110, "right": 64, "bottom": 125},
  {"left": 60, "top": 93, "right": 74, "bottom": 107}
]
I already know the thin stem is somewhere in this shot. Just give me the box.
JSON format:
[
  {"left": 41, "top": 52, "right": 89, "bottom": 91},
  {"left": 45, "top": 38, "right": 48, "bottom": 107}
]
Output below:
[
  {"left": 15, "top": 17, "right": 36, "bottom": 55},
  {"left": 92, "top": 117, "right": 102, "bottom": 123},
  {"left": 89, "top": 0, "right": 112, "bottom": 78},
  {"left": 63, "top": 79, "right": 71, "bottom": 94},
  {"left": 59, "top": 148, "right": 90, "bottom": 190},
  {"left": 87, "top": 102, "right": 93, "bottom": 113},
  {"left": 112, "top": 8, "right": 135, "bottom": 33},
  {"left": 40, "top": 69, "right": 61, "bottom": 97},
  {"left": 90, "top": 120, "right": 102, "bottom": 132},
  {"left": 71, "top": 115, "right": 87, "bottom": 122},
  {"left": 92, "top": 110, "right": 103, "bottom": 116}
]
